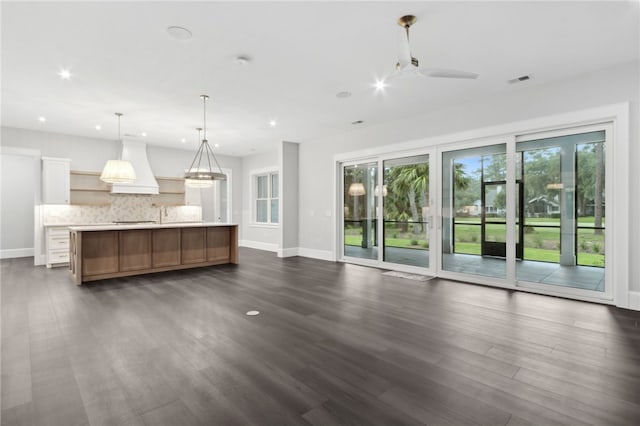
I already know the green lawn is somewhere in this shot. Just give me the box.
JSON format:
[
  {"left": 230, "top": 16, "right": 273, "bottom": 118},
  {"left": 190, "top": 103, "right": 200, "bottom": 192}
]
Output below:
[
  {"left": 453, "top": 217, "right": 604, "bottom": 267},
  {"left": 344, "top": 216, "right": 604, "bottom": 267}
]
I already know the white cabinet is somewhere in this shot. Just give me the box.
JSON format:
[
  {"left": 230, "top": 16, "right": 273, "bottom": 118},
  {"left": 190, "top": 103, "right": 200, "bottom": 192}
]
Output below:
[
  {"left": 46, "top": 226, "right": 69, "bottom": 267},
  {"left": 42, "top": 157, "right": 71, "bottom": 204}
]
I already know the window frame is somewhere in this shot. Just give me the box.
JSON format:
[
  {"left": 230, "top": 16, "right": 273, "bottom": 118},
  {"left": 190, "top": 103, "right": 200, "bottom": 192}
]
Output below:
[{"left": 251, "top": 169, "right": 279, "bottom": 226}]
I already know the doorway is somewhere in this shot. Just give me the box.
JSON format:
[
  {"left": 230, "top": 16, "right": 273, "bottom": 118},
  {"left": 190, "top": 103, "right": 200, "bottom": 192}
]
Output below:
[
  {"left": 341, "top": 151, "right": 436, "bottom": 275},
  {"left": 480, "top": 180, "right": 523, "bottom": 259}
]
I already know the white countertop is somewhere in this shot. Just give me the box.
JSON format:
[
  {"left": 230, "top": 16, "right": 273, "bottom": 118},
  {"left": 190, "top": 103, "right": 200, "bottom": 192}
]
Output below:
[
  {"left": 44, "top": 223, "right": 113, "bottom": 227},
  {"left": 68, "top": 222, "right": 237, "bottom": 231}
]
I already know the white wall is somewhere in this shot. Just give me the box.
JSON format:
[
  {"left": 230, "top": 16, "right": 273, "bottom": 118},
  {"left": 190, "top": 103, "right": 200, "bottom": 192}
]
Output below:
[
  {"left": 298, "top": 61, "right": 639, "bottom": 287},
  {"left": 1, "top": 127, "right": 118, "bottom": 171},
  {"left": 0, "top": 127, "right": 244, "bottom": 247},
  {"left": 0, "top": 148, "right": 40, "bottom": 257},
  {"left": 280, "top": 141, "right": 299, "bottom": 257},
  {"left": 241, "top": 149, "right": 279, "bottom": 251}
]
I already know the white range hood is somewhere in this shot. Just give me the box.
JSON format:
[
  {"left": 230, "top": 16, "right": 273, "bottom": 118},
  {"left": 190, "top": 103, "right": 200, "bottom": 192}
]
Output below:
[{"left": 111, "top": 139, "right": 159, "bottom": 194}]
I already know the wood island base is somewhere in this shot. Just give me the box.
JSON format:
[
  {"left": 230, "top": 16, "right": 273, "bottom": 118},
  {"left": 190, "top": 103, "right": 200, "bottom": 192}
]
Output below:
[{"left": 69, "top": 224, "right": 238, "bottom": 284}]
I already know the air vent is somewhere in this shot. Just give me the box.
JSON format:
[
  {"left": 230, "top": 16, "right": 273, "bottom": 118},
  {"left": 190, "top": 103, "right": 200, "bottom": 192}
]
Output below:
[{"left": 508, "top": 74, "right": 533, "bottom": 84}]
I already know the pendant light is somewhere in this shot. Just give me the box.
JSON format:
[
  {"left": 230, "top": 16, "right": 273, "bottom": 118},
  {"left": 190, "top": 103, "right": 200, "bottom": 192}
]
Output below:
[
  {"left": 348, "top": 166, "right": 366, "bottom": 196},
  {"left": 348, "top": 182, "right": 366, "bottom": 196},
  {"left": 184, "top": 94, "right": 226, "bottom": 188},
  {"left": 100, "top": 112, "right": 136, "bottom": 183},
  {"left": 185, "top": 127, "right": 212, "bottom": 188}
]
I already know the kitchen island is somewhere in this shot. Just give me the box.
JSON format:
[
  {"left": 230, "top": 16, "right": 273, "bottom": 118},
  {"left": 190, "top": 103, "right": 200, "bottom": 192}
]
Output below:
[{"left": 69, "top": 223, "right": 238, "bottom": 284}]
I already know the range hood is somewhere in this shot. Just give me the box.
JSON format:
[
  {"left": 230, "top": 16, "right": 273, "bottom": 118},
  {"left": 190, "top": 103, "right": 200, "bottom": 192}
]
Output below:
[{"left": 111, "top": 139, "right": 159, "bottom": 194}]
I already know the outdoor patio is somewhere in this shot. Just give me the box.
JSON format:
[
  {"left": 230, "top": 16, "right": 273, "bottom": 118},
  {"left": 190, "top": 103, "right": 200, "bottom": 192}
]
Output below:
[{"left": 344, "top": 245, "right": 605, "bottom": 292}]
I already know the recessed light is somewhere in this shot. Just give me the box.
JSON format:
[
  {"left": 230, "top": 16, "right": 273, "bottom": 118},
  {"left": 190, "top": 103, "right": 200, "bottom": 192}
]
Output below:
[
  {"left": 246, "top": 310, "right": 260, "bottom": 316},
  {"left": 141, "top": 132, "right": 147, "bottom": 137},
  {"left": 38, "top": 116, "right": 46, "bottom": 123},
  {"left": 214, "top": 143, "right": 220, "bottom": 148},
  {"left": 336, "top": 91, "right": 352, "bottom": 99},
  {"left": 374, "top": 80, "right": 387, "bottom": 91},
  {"left": 352, "top": 120, "right": 364, "bottom": 125},
  {"left": 167, "top": 26, "right": 192, "bottom": 40},
  {"left": 58, "top": 69, "right": 72, "bottom": 80},
  {"left": 235, "top": 55, "right": 251, "bottom": 66},
  {"left": 269, "top": 120, "right": 277, "bottom": 127},
  {"left": 181, "top": 138, "right": 186, "bottom": 143},
  {"left": 95, "top": 125, "right": 101, "bottom": 130}
]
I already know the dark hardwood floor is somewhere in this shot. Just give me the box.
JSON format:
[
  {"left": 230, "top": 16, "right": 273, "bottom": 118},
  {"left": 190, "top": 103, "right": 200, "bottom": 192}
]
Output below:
[{"left": 2, "top": 248, "right": 640, "bottom": 425}]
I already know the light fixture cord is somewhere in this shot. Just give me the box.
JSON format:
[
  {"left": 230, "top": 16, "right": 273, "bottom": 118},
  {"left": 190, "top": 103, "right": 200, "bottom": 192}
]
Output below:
[
  {"left": 201, "top": 95, "right": 223, "bottom": 174},
  {"left": 202, "top": 96, "right": 207, "bottom": 141},
  {"left": 198, "top": 127, "right": 203, "bottom": 173},
  {"left": 202, "top": 96, "right": 213, "bottom": 173},
  {"left": 115, "top": 112, "right": 123, "bottom": 160},
  {"left": 405, "top": 25, "right": 413, "bottom": 59}
]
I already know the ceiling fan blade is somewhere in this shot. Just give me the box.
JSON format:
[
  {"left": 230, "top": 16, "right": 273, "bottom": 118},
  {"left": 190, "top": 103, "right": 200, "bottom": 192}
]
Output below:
[{"left": 420, "top": 68, "right": 479, "bottom": 79}]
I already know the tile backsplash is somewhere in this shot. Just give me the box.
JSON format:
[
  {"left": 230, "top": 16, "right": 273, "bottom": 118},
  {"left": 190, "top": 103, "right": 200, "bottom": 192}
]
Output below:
[{"left": 43, "top": 194, "right": 201, "bottom": 225}]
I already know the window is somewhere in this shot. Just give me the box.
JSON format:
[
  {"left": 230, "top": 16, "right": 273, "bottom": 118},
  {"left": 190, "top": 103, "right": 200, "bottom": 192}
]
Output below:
[{"left": 254, "top": 171, "right": 278, "bottom": 224}]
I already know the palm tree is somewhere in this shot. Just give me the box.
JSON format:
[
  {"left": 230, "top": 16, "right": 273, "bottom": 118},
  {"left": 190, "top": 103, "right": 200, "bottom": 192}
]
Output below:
[
  {"left": 387, "top": 162, "right": 471, "bottom": 234},
  {"left": 388, "top": 164, "right": 427, "bottom": 235}
]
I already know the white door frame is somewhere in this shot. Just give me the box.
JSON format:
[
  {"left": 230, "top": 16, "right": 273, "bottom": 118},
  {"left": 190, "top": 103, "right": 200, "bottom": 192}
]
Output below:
[{"left": 337, "top": 147, "right": 438, "bottom": 276}]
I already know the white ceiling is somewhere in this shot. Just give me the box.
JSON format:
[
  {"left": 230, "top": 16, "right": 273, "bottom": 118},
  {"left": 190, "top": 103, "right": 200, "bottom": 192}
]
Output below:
[{"left": 2, "top": 1, "right": 638, "bottom": 156}]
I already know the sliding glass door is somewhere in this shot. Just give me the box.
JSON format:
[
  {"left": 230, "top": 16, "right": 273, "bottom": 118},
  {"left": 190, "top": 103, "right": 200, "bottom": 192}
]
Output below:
[
  {"left": 437, "top": 127, "right": 609, "bottom": 299},
  {"left": 441, "top": 143, "right": 508, "bottom": 280},
  {"left": 341, "top": 151, "right": 435, "bottom": 274},
  {"left": 516, "top": 129, "right": 608, "bottom": 296},
  {"left": 339, "top": 123, "right": 611, "bottom": 301},
  {"left": 343, "top": 162, "right": 378, "bottom": 261},
  {"left": 383, "top": 154, "right": 432, "bottom": 269}
]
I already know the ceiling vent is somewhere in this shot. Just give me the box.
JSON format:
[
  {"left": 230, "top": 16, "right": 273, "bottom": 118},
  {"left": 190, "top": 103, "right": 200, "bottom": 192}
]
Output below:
[{"left": 508, "top": 74, "right": 533, "bottom": 84}]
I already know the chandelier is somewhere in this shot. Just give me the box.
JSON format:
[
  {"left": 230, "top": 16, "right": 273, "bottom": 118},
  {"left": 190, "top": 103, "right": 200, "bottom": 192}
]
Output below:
[{"left": 184, "top": 95, "right": 226, "bottom": 188}]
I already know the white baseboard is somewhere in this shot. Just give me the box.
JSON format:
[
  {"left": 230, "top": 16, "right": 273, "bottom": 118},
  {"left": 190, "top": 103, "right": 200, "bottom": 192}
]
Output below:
[
  {"left": 277, "top": 247, "right": 298, "bottom": 258},
  {"left": 0, "top": 248, "right": 34, "bottom": 259},
  {"left": 297, "top": 247, "right": 334, "bottom": 262},
  {"left": 239, "top": 242, "right": 334, "bottom": 261},
  {"left": 628, "top": 291, "right": 640, "bottom": 311},
  {"left": 34, "top": 254, "right": 46, "bottom": 266},
  {"left": 239, "top": 240, "right": 279, "bottom": 253},
  {"left": 238, "top": 242, "right": 335, "bottom": 262}
]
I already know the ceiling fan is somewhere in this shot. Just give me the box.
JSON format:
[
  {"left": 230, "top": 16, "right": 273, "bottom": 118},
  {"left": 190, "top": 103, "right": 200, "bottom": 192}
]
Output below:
[{"left": 388, "top": 15, "right": 479, "bottom": 81}]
